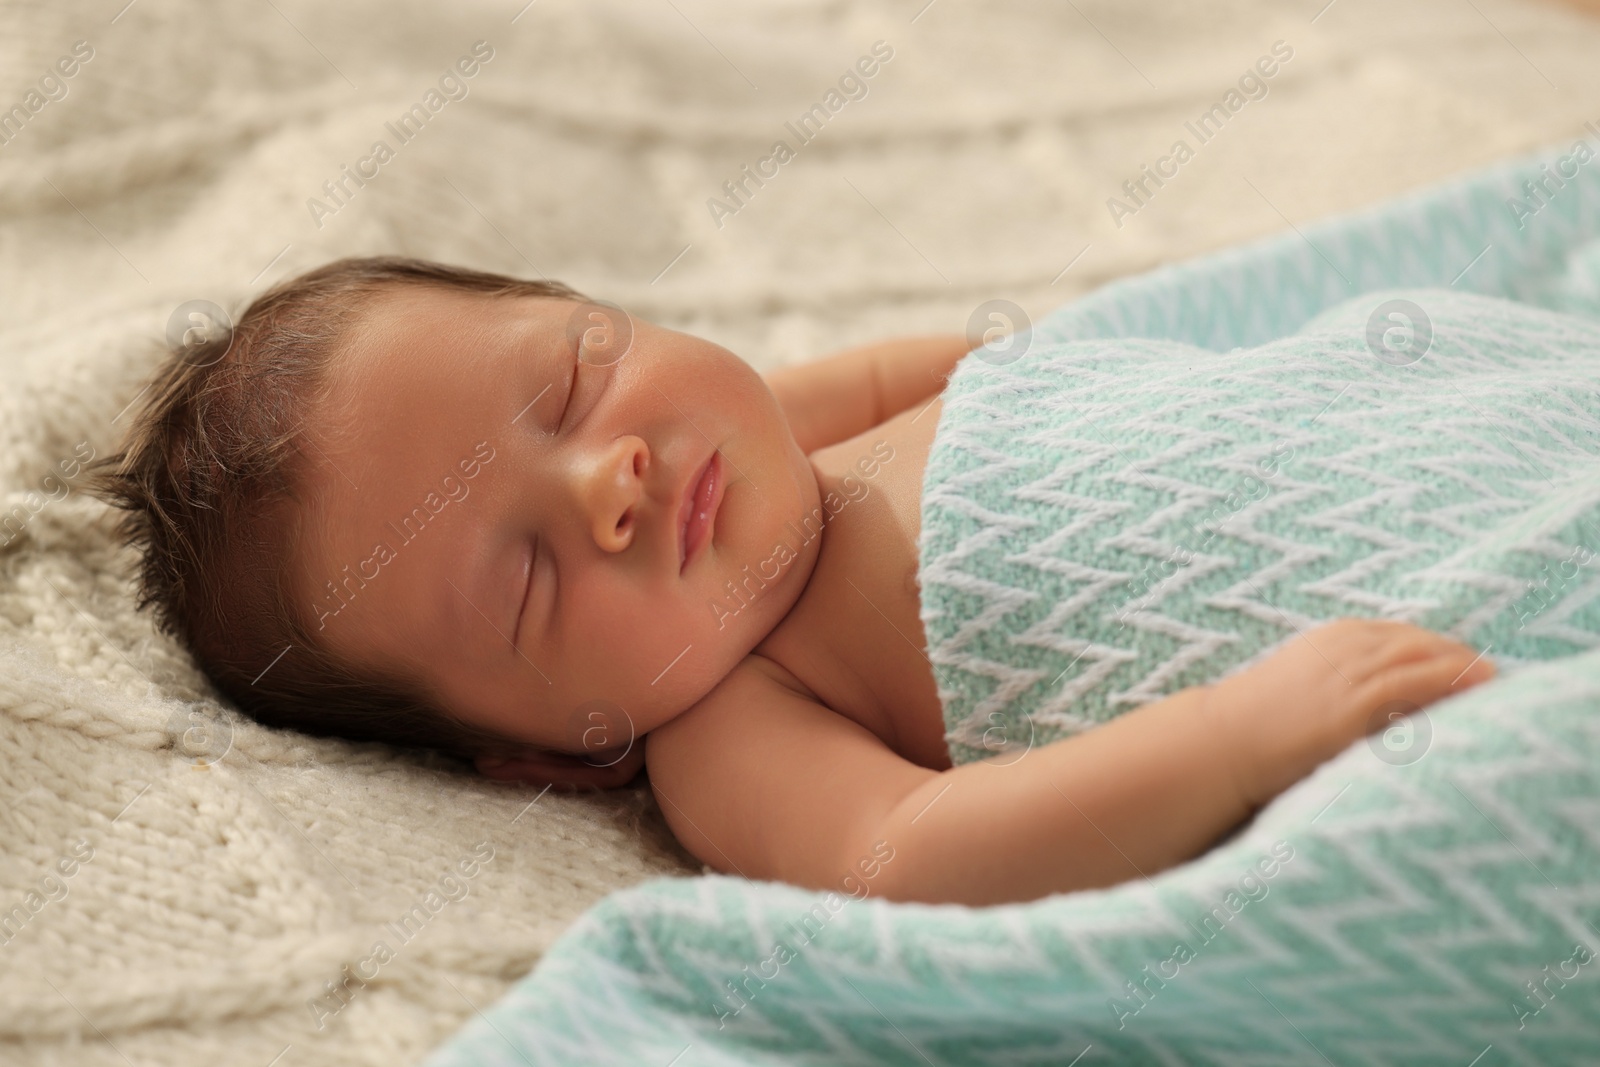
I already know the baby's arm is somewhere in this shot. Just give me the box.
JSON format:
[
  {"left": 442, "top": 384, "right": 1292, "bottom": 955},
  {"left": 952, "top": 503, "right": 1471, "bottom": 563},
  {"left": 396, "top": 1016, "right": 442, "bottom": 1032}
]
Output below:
[
  {"left": 762, "top": 335, "right": 970, "bottom": 454},
  {"left": 645, "top": 620, "right": 1495, "bottom": 907}
]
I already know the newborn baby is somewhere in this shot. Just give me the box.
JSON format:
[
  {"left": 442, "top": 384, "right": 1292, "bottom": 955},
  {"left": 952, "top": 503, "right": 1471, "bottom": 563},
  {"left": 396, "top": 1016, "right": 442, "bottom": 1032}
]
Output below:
[{"left": 92, "top": 256, "right": 1498, "bottom": 907}]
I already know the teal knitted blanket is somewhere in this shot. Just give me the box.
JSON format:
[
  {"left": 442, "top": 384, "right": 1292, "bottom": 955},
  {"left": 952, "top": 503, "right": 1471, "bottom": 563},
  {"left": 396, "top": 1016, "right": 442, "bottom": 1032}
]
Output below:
[
  {"left": 425, "top": 142, "right": 1600, "bottom": 1065},
  {"left": 922, "top": 284, "right": 1600, "bottom": 766}
]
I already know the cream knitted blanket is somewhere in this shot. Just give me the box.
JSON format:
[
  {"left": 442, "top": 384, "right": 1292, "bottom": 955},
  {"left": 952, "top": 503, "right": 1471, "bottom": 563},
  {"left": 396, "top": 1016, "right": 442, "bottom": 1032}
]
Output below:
[{"left": 4, "top": 0, "right": 1600, "bottom": 1063}]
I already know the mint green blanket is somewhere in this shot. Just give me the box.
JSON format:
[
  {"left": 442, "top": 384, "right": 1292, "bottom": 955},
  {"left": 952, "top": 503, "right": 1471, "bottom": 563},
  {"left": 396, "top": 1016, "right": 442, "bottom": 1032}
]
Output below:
[
  {"left": 425, "top": 142, "right": 1600, "bottom": 1065},
  {"left": 922, "top": 283, "right": 1600, "bottom": 766}
]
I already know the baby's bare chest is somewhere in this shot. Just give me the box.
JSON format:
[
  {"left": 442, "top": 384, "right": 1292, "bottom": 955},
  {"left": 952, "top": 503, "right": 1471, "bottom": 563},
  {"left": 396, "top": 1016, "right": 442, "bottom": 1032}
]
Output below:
[{"left": 754, "top": 396, "right": 952, "bottom": 770}]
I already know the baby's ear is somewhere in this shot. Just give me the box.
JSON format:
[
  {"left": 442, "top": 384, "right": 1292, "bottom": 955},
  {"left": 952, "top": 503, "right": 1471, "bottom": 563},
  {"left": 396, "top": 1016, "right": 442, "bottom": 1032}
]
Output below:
[{"left": 473, "top": 744, "right": 644, "bottom": 791}]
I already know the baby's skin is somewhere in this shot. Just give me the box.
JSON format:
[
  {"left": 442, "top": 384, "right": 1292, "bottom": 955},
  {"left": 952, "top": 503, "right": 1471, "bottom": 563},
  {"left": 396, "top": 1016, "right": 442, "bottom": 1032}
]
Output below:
[{"left": 295, "top": 287, "right": 1498, "bottom": 906}]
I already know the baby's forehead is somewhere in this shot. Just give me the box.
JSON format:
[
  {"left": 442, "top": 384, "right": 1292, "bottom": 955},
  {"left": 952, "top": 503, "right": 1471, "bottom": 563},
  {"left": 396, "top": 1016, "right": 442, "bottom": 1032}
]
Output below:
[
  {"left": 315, "top": 288, "right": 564, "bottom": 422},
  {"left": 345, "top": 285, "right": 566, "bottom": 357}
]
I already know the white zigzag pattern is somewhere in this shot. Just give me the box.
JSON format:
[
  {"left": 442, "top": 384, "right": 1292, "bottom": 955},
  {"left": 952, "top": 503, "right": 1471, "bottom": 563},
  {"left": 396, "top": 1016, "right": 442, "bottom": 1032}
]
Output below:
[{"left": 923, "top": 288, "right": 1600, "bottom": 768}]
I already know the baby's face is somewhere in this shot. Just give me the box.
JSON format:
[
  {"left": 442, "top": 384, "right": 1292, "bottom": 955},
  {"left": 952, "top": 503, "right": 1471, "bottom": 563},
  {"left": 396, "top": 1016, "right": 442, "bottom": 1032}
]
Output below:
[{"left": 293, "top": 286, "right": 822, "bottom": 760}]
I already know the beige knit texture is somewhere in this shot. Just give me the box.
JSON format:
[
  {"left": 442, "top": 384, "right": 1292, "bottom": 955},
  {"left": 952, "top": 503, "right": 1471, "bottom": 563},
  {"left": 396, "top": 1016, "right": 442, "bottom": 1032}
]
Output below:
[{"left": 3, "top": 0, "right": 1600, "bottom": 1063}]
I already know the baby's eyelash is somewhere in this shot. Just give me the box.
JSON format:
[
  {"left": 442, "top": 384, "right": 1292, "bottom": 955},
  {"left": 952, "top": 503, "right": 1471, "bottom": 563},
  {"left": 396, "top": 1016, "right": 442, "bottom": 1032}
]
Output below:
[
  {"left": 511, "top": 381, "right": 551, "bottom": 427},
  {"left": 512, "top": 539, "right": 536, "bottom": 643},
  {"left": 555, "top": 349, "right": 580, "bottom": 429}
]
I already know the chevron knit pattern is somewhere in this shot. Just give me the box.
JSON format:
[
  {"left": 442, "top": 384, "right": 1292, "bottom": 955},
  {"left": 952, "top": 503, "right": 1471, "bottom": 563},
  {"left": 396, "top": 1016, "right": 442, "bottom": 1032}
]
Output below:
[
  {"left": 426, "top": 146, "right": 1600, "bottom": 1065},
  {"left": 921, "top": 285, "right": 1600, "bottom": 766}
]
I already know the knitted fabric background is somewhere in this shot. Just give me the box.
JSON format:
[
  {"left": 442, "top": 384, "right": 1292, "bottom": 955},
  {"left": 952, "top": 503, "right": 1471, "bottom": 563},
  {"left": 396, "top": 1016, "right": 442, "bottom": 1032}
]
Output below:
[{"left": 4, "top": 0, "right": 1600, "bottom": 1063}]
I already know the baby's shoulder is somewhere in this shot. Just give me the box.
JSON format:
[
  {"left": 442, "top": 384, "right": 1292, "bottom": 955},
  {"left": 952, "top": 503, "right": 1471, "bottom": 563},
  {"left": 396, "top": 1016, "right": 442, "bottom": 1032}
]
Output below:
[
  {"left": 643, "top": 653, "right": 926, "bottom": 882},
  {"left": 636, "top": 646, "right": 889, "bottom": 780},
  {"left": 646, "top": 652, "right": 830, "bottom": 764}
]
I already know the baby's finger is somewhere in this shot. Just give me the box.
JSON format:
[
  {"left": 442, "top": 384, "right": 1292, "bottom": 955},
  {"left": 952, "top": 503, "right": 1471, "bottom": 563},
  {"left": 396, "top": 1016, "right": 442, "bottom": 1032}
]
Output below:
[
  {"left": 1348, "top": 626, "right": 1486, "bottom": 684},
  {"left": 1350, "top": 650, "right": 1496, "bottom": 733}
]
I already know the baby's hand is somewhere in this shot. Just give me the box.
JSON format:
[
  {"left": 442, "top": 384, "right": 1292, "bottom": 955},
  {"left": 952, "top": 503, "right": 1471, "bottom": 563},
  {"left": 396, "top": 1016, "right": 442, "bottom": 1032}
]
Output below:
[{"left": 1200, "top": 618, "right": 1497, "bottom": 810}]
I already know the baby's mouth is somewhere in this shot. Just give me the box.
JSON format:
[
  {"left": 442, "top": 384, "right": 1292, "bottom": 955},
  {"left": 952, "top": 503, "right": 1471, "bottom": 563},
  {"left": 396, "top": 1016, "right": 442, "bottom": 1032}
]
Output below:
[{"left": 678, "top": 449, "right": 724, "bottom": 575}]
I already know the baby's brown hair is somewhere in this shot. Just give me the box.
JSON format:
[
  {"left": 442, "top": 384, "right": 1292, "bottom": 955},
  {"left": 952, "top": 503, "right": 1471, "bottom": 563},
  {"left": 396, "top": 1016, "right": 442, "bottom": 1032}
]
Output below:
[{"left": 87, "top": 256, "right": 587, "bottom": 760}]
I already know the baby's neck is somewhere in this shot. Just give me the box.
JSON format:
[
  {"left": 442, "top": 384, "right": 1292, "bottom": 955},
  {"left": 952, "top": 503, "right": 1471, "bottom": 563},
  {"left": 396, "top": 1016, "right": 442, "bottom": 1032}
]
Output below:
[{"left": 747, "top": 404, "right": 950, "bottom": 770}]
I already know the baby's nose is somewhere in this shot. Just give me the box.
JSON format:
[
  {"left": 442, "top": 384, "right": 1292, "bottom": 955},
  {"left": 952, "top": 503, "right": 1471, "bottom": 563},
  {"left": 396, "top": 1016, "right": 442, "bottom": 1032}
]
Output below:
[{"left": 584, "top": 434, "right": 650, "bottom": 552}]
